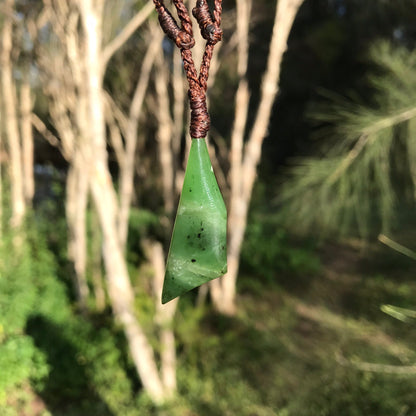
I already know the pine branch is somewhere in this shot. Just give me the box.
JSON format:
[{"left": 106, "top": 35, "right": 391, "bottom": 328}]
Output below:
[
  {"left": 279, "top": 41, "right": 416, "bottom": 237},
  {"left": 378, "top": 234, "right": 416, "bottom": 261}
]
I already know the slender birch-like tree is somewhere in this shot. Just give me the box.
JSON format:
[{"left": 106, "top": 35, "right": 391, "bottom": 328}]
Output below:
[
  {"left": 0, "top": 0, "right": 26, "bottom": 228},
  {"left": 0, "top": 0, "right": 37, "bottom": 229},
  {"left": 36, "top": 0, "right": 179, "bottom": 403},
  {"left": 209, "top": 0, "right": 305, "bottom": 314}
]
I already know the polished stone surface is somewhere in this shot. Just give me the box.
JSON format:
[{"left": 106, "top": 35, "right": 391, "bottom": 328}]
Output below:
[{"left": 162, "top": 138, "right": 227, "bottom": 304}]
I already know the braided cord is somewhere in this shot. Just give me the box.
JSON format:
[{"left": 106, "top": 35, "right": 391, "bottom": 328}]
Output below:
[{"left": 153, "top": 0, "right": 223, "bottom": 138}]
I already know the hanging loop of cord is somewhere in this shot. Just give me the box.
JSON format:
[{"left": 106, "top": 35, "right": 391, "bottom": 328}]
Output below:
[{"left": 153, "top": 0, "right": 223, "bottom": 138}]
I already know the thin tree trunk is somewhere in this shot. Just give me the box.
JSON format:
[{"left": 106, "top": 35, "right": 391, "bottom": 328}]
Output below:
[
  {"left": 155, "top": 52, "right": 175, "bottom": 216},
  {"left": 118, "top": 26, "right": 162, "bottom": 248},
  {"left": 0, "top": 0, "right": 25, "bottom": 227},
  {"left": 172, "top": 50, "right": 186, "bottom": 170},
  {"left": 90, "top": 205, "right": 106, "bottom": 311},
  {"left": 79, "top": 0, "right": 166, "bottom": 402},
  {"left": 210, "top": 0, "right": 252, "bottom": 314},
  {"left": 145, "top": 239, "right": 178, "bottom": 397},
  {"left": 211, "top": 0, "right": 305, "bottom": 314},
  {"left": 101, "top": 2, "right": 155, "bottom": 67},
  {"left": 0, "top": 107, "right": 3, "bottom": 238},
  {"left": 20, "top": 74, "right": 35, "bottom": 204},
  {"left": 66, "top": 153, "right": 90, "bottom": 309},
  {"left": 146, "top": 72, "right": 182, "bottom": 387},
  {"left": 90, "top": 173, "right": 166, "bottom": 402}
]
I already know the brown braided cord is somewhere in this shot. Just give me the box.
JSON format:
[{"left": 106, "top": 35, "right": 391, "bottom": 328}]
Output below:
[{"left": 153, "top": 0, "right": 223, "bottom": 138}]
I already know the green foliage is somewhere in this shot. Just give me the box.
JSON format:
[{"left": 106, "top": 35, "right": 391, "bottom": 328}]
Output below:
[
  {"left": 279, "top": 41, "right": 416, "bottom": 238},
  {"left": 0, "top": 337, "right": 48, "bottom": 403},
  {"left": 0, "top": 218, "right": 138, "bottom": 415},
  {"left": 163, "top": 272, "right": 416, "bottom": 416},
  {"left": 241, "top": 213, "right": 320, "bottom": 285},
  {"left": 381, "top": 304, "right": 416, "bottom": 322},
  {"left": 285, "top": 366, "right": 416, "bottom": 416},
  {"left": 127, "top": 207, "right": 161, "bottom": 265},
  {"left": 173, "top": 305, "right": 284, "bottom": 416},
  {"left": 34, "top": 178, "right": 74, "bottom": 297},
  {"left": 27, "top": 316, "right": 137, "bottom": 416},
  {"left": 0, "top": 226, "right": 69, "bottom": 406},
  {"left": 2, "top": 213, "right": 415, "bottom": 415},
  {"left": 380, "top": 237, "right": 416, "bottom": 323}
]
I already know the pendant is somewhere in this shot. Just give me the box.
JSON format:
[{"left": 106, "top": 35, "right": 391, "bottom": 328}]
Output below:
[{"left": 161, "top": 138, "right": 227, "bottom": 304}]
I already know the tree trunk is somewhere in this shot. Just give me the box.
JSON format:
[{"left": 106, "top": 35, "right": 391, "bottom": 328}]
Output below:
[
  {"left": 155, "top": 52, "right": 175, "bottom": 216},
  {"left": 90, "top": 206, "right": 106, "bottom": 311},
  {"left": 118, "top": 26, "right": 162, "bottom": 248},
  {"left": 66, "top": 152, "right": 90, "bottom": 309},
  {"left": 210, "top": 0, "right": 252, "bottom": 315},
  {"left": 78, "top": 0, "right": 166, "bottom": 402},
  {"left": 172, "top": 50, "right": 186, "bottom": 176},
  {"left": 211, "top": 0, "right": 305, "bottom": 314},
  {"left": 144, "top": 239, "right": 178, "bottom": 397},
  {"left": 0, "top": 0, "right": 25, "bottom": 227},
  {"left": 20, "top": 75, "right": 35, "bottom": 204},
  {"left": 0, "top": 106, "right": 3, "bottom": 238},
  {"left": 90, "top": 171, "right": 166, "bottom": 402}
]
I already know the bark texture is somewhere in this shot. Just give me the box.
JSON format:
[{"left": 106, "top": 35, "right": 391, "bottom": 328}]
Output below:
[
  {"left": 0, "top": 0, "right": 26, "bottom": 227},
  {"left": 20, "top": 77, "right": 35, "bottom": 204},
  {"left": 66, "top": 153, "right": 90, "bottom": 309}
]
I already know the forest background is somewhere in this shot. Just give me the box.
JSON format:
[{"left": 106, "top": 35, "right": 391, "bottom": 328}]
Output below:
[{"left": 1, "top": 0, "right": 416, "bottom": 415}]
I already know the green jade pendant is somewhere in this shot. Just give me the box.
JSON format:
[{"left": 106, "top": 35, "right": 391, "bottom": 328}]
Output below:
[{"left": 162, "top": 138, "right": 227, "bottom": 304}]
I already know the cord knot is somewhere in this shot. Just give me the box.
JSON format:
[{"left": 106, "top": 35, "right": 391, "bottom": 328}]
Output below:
[
  {"left": 153, "top": 0, "right": 223, "bottom": 139},
  {"left": 192, "top": 0, "right": 222, "bottom": 44},
  {"left": 205, "top": 24, "right": 222, "bottom": 44},
  {"left": 175, "top": 30, "right": 195, "bottom": 50}
]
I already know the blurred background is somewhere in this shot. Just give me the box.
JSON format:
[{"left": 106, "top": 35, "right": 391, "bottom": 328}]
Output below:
[{"left": 1, "top": 0, "right": 416, "bottom": 415}]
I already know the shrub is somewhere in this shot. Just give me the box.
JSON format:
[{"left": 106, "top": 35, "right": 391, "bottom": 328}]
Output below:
[
  {"left": 0, "top": 226, "right": 69, "bottom": 407},
  {"left": 241, "top": 213, "right": 320, "bottom": 285}
]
